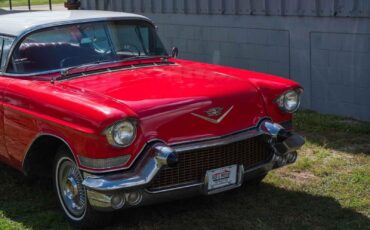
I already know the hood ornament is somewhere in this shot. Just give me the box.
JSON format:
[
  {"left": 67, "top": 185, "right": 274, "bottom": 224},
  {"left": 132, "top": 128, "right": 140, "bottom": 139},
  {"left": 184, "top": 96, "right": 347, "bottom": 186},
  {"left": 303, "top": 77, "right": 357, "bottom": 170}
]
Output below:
[{"left": 191, "top": 106, "right": 234, "bottom": 124}]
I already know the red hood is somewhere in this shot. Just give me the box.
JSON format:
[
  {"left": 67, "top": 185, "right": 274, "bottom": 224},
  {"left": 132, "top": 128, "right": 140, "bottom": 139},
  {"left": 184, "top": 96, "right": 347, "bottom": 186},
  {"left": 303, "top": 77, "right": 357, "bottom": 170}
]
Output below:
[{"left": 61, "top": 63, "right": 266, "bottom": 143}]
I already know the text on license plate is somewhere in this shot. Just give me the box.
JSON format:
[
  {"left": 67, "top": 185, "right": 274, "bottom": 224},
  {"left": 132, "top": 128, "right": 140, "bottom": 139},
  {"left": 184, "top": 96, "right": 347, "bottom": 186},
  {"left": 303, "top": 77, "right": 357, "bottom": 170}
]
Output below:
[{"left": 206, "top": 165, "right": 238, "bottom": 190}]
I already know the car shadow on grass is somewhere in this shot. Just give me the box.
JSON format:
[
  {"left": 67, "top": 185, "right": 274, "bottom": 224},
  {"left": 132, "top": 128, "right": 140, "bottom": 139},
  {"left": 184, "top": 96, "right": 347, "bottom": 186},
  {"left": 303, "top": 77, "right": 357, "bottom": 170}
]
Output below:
[
  {"left": 1, "top": 162, "right": 368, "bottom": 230},
  {"left": 109, "top": 184, "right": 369, "bottom": 230}
]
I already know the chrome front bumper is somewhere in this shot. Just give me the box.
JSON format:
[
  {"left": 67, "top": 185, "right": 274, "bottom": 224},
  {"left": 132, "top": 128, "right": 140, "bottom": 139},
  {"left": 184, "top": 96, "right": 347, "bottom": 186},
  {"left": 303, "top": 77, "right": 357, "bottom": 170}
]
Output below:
[{"left": 82, "top": 120, "right": 305, "bottom": 211}]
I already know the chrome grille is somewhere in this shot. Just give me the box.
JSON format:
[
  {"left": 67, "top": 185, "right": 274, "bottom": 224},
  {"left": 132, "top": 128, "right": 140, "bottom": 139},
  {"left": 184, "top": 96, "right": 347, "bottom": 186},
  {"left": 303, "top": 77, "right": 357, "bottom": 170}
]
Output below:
[{"left": 148, "top": 135, "right": 272, "bottom": 191}]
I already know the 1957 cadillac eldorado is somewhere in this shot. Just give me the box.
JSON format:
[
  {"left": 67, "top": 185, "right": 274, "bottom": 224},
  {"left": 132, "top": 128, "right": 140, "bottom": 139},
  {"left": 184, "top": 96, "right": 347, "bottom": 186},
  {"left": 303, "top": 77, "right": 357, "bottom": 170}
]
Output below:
[{"left": 0, "top": 11, "right": 304, "bottom": 228}]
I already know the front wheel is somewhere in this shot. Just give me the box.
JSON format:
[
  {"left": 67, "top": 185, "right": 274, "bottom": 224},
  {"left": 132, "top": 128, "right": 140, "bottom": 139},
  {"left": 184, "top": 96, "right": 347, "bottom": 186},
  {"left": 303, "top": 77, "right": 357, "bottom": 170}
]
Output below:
[{"left": 53, "top": 147, "right": 110, "bottom": 229}]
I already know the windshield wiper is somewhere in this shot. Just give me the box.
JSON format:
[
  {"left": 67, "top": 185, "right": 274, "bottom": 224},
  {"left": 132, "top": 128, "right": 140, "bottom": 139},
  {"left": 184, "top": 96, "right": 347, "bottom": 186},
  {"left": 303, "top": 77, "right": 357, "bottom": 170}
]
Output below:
[
  {"left": 60, "top": 59, "right": 113, "bottom": 77},
  {"left": 119, "top": 55, "right": 171, "bottom": 63},
  {"left": 55, "top": 55, "right": 171, "bottom": 82}
]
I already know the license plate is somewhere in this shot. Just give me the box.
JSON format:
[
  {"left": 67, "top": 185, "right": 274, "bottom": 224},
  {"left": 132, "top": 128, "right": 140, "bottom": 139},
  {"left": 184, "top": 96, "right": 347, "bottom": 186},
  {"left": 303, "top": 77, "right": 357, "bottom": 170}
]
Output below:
[{"left": 206, "top": 165, "right": 238, "bottom": 191}]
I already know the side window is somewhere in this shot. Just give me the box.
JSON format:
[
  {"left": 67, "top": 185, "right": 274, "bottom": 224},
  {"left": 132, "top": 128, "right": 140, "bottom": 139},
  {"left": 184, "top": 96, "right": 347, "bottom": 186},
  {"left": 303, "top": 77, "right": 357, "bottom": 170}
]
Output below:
[
  {"left": 138, "top": 27, "right": 149, "bottom": 52},
  {"left": 0, "top": 37, "right": 14, "bottom": 72},
  {"left": 0, "top": 38, "right": 4, "bottom": 71}
]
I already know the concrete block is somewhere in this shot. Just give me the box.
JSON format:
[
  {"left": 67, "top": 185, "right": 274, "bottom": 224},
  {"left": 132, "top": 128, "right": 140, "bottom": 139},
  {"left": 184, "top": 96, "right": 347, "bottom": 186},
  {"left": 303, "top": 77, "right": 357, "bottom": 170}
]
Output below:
[
  {"left": 268, "top": 62, "right": 289, "bottom": 78},
  {"left": 267, "top": 30, "right": 289, "bottom": 47},
  {"left": 245, "top": 29, "right": 269, "bottom": 45},
  {"left": 203, "top": 41, "right": 221, "bottom": 56},
  {"left": 219, "top": 42, "right": 240, "bottom": 57},
  {"left": 311, "top": 66, "right": 329, "bottom": 85},
  {"left": 248, "top": 59, "right": 269, "bottom": 73},
  {"left": 355, "top": 88, "right": 370, "bottom": 106},
  {"left": 311, "top": 33, "right": 344, "bottom": 51},
  {"left": 326, "top": 67, "right": 344, "bottom": 84},
  {"left": 327, "top": 85, "right": 354, "bottom": 104},
  {"left": 329, "top": 50, "right": 357, "bottom": 68},
  {"left": 341, "top": 34, "right": 370, "bottom": 53},
  {"left": 311, "top": 49, "right": 330, "bottom": 67},
  {"left": 186, "top": 39, "right": 204, "bottom": 54},
  {"left": 311, "top": 82, "right": 327, "bottom": 101},
  {"left": 356, "top": 69, "right": 370, "bottom": 88},
  {"left": 359, "top": 105, "right": 370, "bottom": 121},
  {"left": 227, "top": 28, "right": 247, "bottom": 43},
  {"left": 221, "top": 57, "right": 249, "bottom": 69},
  {"left": 172, "top": 38, "right": 188, "bottom": 52},
  {"left": 203, "top": 27, "right": 228, "bottom": 42}
]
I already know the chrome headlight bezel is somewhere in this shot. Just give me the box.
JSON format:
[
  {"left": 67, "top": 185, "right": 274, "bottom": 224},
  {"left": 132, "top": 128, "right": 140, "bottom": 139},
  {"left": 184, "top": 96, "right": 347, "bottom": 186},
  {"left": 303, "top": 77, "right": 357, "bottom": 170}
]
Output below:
[
  {"left": 276, "top": 89, "right": 303, "bottom": 113},
  {"left": 104, "top": 119, "right": 137, "bottom": 148}
]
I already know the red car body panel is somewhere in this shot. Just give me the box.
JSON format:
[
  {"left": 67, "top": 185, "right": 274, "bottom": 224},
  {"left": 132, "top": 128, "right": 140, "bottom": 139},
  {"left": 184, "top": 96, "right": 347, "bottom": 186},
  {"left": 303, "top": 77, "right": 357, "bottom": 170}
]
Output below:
[{"left": 0, "top": 58, "right": 301, "bottom": 173}]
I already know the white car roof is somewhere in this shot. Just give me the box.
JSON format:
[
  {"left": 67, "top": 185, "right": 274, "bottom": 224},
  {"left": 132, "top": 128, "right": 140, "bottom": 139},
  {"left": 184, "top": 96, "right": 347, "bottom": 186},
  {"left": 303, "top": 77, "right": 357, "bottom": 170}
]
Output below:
[{"left": 0, "top": 10, "right": 151, "bottom": 37}]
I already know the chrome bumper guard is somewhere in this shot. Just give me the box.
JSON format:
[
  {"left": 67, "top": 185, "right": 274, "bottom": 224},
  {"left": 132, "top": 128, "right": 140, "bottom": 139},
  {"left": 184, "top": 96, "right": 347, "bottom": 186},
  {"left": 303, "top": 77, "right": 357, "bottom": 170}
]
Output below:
[{"left": 82, "top": 121, "right": 305, "bottom": 211}]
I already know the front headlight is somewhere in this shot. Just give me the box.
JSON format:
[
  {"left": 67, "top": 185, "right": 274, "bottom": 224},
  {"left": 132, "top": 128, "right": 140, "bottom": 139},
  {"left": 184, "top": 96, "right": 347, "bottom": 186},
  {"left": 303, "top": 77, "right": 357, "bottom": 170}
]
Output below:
[
  {"left": 105, "top": 120, "right": 137, "bottom": 147},
  {"left": 276, "top": 89, "right": 302, "bottom": 113}
]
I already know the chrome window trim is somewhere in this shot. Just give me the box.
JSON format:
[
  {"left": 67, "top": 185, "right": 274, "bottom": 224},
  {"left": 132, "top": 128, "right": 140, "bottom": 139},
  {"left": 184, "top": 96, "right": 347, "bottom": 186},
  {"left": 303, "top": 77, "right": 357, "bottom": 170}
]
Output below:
[{"left": 3, "top": 17, "right": 155, "bottom": 76}]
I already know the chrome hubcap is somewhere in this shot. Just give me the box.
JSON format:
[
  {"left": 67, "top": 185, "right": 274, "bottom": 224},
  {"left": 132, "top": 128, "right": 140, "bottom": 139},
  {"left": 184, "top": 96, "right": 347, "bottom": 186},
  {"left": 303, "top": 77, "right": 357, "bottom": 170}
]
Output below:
[{"left": 58, "top": 159, "right": 86, "bottom": 218}]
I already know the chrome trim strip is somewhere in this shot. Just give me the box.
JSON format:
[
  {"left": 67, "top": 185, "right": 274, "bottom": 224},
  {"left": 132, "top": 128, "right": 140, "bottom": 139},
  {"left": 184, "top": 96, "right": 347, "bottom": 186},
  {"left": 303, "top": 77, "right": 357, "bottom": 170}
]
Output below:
[{"left": 145, "top": 183, "right": 203, "bottom": 194}]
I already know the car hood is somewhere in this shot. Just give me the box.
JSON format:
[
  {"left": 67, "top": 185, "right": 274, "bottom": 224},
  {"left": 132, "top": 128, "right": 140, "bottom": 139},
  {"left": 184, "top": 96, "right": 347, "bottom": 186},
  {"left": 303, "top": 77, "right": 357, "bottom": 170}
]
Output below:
[{"left": 61, "top": 63, "right": 266, "bottom": 143}]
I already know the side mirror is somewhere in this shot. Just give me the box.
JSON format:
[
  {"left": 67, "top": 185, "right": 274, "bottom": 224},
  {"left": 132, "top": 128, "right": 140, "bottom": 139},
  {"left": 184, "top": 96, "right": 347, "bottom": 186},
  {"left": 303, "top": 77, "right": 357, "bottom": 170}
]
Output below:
[{"left": 171, "top": 47, "right": 179, "bottom": 58}]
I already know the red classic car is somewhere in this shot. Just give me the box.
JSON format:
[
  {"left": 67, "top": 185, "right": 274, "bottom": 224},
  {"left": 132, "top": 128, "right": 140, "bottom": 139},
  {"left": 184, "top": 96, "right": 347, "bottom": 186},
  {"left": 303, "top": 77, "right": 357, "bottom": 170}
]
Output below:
[{"left": 0, "top": 11, "right": 304, "bottom": 228}]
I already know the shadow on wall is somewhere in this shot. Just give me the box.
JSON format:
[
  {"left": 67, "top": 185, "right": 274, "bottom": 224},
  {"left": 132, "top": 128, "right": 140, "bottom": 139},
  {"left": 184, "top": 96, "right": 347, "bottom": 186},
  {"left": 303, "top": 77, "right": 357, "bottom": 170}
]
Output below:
[{"left": 0, "top": 162, "right": 369, "bottom": 229}]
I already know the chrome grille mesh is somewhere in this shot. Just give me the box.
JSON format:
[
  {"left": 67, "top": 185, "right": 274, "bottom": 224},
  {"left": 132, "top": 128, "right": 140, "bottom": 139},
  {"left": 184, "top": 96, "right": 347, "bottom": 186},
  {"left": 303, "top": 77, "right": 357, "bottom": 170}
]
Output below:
[{"left": 148, "top": 135, "right": 272, "bottom": 191}]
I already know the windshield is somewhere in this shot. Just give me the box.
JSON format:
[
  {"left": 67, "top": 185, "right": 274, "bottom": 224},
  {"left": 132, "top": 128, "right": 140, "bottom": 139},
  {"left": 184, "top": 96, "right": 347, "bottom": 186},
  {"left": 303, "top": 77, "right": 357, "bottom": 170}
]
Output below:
[{"left": 7, "top": 20, "right": 168, "bottom": 74}]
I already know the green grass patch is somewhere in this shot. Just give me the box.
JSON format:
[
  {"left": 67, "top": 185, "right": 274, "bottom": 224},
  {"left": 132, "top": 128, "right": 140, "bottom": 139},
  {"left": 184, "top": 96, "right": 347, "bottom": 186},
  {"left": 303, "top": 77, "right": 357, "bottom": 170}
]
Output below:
[
  {"left": 0, "top": 0, "right": 64, "bottom": 8},
  {"left": 0, "top": 110, "right": 369, "bottom": 229}
]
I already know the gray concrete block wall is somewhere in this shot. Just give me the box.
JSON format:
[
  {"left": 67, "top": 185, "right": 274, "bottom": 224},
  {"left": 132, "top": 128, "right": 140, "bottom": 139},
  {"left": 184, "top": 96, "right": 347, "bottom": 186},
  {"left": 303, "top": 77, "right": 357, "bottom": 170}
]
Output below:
[
  {"left": 81, "top": 0, "right": 370, "bottom": 122},
  {"left": 160, "top": 25, "right": 290, "bottom": 78},
  {"left": 310, "top": 32, "right": 370, "bottom": 121}
]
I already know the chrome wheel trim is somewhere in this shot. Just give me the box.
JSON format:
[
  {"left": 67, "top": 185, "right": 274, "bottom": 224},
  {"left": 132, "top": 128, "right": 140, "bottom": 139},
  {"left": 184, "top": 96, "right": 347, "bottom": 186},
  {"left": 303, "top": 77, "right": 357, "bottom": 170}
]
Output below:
[{"left": 56, "top": 156, "right": 87, "bottom": 221}]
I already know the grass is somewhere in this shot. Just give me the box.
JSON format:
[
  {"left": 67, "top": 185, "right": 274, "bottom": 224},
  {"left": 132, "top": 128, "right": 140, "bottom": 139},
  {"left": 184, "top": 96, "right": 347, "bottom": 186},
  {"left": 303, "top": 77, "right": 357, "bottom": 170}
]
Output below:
[
  {"left": 0, "top": 110, "right": 369, "bottom": 229},
  {"left": 0, "top": 0, "right": 64, "bottom": 8}
]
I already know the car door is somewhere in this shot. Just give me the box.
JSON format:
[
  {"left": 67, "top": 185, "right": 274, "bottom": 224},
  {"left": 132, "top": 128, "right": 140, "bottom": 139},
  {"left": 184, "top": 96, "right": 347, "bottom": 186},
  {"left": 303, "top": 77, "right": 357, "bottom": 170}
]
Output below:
[{"left": 0, "top": 35, "right": 14, "bottom": 161}]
